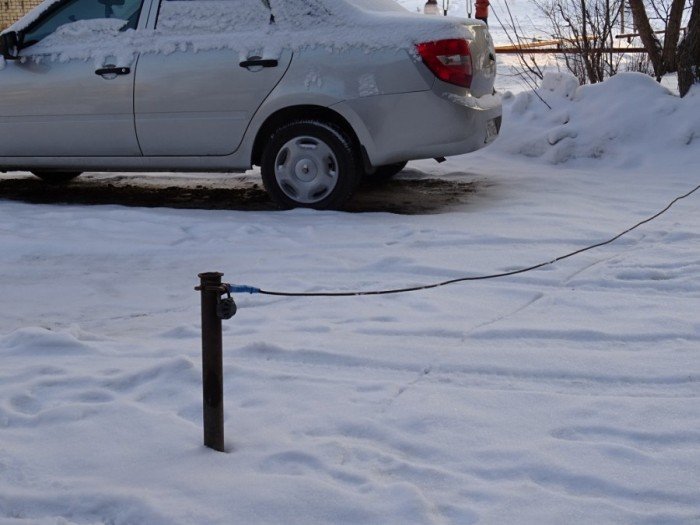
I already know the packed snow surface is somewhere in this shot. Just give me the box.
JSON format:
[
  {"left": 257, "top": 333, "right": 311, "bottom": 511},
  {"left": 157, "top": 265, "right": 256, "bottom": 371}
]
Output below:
[{"left": 1, "top": 75, "right": 699, "bottom": 524}]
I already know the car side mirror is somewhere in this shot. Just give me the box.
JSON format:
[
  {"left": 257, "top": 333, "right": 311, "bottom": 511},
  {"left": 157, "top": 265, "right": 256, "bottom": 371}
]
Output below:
[{"left": 0, "top": 31, "right": 20, "bottom": 60}]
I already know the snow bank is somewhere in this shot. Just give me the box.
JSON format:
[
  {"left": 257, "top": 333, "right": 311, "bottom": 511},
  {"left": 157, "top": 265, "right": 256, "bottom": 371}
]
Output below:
[{"left": 494, "top": 72, "right": 700, "bottom": 166}]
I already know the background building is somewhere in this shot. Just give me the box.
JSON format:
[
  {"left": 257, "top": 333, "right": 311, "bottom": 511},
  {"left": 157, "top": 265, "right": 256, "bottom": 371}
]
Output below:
[{"left": 1, "top": 0, "right": 41, "bottom": 30}]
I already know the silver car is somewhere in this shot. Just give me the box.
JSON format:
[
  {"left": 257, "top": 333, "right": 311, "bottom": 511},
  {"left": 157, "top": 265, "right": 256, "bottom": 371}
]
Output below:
[{"left": 0, "top": 0, "right": 501, "bottom": 209}]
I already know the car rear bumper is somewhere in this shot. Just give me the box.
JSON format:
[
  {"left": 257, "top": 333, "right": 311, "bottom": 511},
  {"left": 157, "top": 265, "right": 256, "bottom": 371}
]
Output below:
[{"left": 331, "top": 88, "right": 503, "bottom": 167}]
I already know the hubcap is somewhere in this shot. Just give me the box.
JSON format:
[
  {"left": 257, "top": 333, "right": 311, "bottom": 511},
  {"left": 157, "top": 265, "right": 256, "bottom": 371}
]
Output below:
[{"left": 274, "top": 136, "right": 339, "bottom": 204}]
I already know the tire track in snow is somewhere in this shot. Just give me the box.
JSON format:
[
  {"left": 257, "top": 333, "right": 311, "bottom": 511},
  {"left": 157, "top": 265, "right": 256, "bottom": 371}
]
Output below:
[
  {"left": 232, "top": 344, "right": 700, "bottom": 399},
  {"left": 550, "top": 425, "right": 700, "bottom": 450},
  {"left": 465, "top": 292, "right": 545, "bottom": 334}
]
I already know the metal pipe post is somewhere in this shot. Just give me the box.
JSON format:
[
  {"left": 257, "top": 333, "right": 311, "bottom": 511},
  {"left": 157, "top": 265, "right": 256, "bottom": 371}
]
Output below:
[{"left": 197, "top": 272, "right": 225, "bottom": 452}]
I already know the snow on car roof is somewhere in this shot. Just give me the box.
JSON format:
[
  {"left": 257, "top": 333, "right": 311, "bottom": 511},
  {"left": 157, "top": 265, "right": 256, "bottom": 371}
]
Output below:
[{"left": 5, "top": 0, "right": 474, "bottom": 65}]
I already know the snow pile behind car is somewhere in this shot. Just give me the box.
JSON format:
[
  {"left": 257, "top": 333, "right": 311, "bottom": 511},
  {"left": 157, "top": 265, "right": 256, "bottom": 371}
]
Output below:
[{"left": 492, "top": 72, "right": 700, "bottom": 167}]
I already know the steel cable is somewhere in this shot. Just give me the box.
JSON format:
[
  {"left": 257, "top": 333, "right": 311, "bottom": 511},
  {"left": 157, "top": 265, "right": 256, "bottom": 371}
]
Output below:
[{"left": 227, "top": 182, "right": 700, "bottom": 298}]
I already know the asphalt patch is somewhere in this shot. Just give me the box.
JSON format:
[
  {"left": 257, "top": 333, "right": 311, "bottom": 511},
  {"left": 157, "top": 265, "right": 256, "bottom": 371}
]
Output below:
[{"left": 0, "top": 172, "right": 478, "bottom": 214}]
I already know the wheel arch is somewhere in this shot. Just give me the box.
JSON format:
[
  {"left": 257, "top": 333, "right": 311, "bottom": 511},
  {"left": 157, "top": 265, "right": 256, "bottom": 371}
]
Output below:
[{"left": 251, "top": 105, "right": 370, "bottom": 170}]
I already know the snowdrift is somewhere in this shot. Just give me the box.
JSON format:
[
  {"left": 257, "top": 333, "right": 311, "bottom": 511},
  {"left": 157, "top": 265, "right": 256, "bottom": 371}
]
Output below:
[{"left": 494, "top": 72, "right": 700, "bottom": 167}]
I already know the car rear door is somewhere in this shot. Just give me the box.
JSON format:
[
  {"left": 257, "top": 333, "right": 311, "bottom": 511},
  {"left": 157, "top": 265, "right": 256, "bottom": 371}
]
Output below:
[
  {"left": 0, "top": 0, "right": 146, "bottom": 157},
  {"left": 134, "top": 0, "right": 292, "bottom": 156}
]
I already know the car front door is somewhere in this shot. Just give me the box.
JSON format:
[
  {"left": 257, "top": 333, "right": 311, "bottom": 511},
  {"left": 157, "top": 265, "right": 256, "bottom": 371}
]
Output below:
[
  {"left": 134, "top": 0, "right": 292, "bottom": 156},
  {"left": 0, "top": 0, "right": 146, "bottom": 157}
]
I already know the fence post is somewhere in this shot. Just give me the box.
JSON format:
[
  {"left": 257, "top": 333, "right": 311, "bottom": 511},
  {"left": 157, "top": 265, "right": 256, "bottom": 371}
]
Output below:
[{"left": 196, "top": 272, "right": 225, "bottom": 452}]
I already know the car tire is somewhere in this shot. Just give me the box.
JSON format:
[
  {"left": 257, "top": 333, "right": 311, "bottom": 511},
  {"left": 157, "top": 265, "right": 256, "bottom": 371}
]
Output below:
[
  {"left": 32, "top": 171, "right": 82, "bottom": 184},
  {"left": 260, "top": 120, "right": 361, "bottom": 210},
  {"left": 365, "top": 161, "right": 407, "bottom": 183}
]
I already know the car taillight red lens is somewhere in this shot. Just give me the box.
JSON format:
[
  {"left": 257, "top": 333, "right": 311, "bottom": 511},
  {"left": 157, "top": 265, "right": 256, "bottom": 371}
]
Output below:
[{"left": 416, "top": 39, "right": 473, "bottom": 89}]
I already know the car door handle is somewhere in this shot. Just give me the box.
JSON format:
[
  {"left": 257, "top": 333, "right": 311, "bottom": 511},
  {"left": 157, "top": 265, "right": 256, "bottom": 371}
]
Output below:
[
  {"left": 95, "top": 66, "right": 131, "bottom": 76},
  {"left": 239, "top": 59, "right": 278, "bottom": 69}
]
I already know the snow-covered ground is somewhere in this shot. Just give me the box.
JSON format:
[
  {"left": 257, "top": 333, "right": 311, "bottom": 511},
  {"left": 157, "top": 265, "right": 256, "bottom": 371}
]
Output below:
[{"left": 1, "top": 73, "right": 699, "bottom": 524}]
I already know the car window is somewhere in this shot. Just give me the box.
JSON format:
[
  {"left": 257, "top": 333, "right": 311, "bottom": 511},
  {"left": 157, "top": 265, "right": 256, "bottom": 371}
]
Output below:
[
  {"left": 22, "top": 0, "right": 144, "bottom": 47},
  {"left": 157, "top": 0, "right": 270, "bottom": 33}
]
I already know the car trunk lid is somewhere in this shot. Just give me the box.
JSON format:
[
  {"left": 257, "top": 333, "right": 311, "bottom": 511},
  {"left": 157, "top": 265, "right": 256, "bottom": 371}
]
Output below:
[{"left": 464, "top": 22, "right": 497, "bottom": 97}]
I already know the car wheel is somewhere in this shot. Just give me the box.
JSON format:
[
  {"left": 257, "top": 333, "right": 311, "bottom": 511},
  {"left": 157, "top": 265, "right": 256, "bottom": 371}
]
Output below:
[
  {"left": 261, "top": 120, "right": 361, "bottom": 210},
  {"left": 366, "top": 161, "right": 407, "bottom": 182},
  {"left": 32, "top": 171, "right": 82, "bottom": 184}
]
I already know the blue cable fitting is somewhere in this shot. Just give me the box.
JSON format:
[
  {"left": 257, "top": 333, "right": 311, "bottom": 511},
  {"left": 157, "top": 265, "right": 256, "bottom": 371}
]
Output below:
[{"left": 227, "top": 284, "right": 261, "bottom": 295}]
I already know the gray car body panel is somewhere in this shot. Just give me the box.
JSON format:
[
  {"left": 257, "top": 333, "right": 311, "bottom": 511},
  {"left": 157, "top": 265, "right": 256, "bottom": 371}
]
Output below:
[
  {"left": 0, "top": 3, "right": 153, "bottom": 158},
  {"left": 0, "top": 0, "right": 501, "bottom": 173},
  {"left": 0, "top": 56, "right": 141, "bottom": 157},
  {"left": 333, "top": 85, "right": 501, "bottom": 166},
  {"left": 134, "top": 48, "right": 293, "bottom": 156}
]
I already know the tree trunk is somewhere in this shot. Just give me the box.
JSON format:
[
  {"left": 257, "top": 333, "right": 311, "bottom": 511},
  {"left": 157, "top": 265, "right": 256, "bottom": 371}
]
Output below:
[
  {"left": 661, "top": 0, "right": 687, "bottom": 72},
  {"left": 579, "top": 0, "right": 597, "bottom": 82},
  {"left": 629, "top": 0, "right": 665, "bottom": 78},
  {"left": 678, "top": 0, "right": 700, "bottom": 97}
]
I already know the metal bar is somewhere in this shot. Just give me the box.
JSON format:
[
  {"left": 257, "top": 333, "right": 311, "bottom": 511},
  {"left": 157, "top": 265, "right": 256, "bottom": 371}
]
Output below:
[
  {"left": 197, "top": 272, "right": 225, "bottom": 452},
  {"left": 495, "top": 47, "right": 648, "bottom": 54},
  {"left": 616, "top": 27, "right": 686, "bottom": 38}
]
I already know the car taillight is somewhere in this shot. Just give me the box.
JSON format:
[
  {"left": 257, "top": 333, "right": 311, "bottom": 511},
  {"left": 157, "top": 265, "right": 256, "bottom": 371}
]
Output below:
[{"left": 416, "top": 39, "right": 473, "bottom": 89}]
